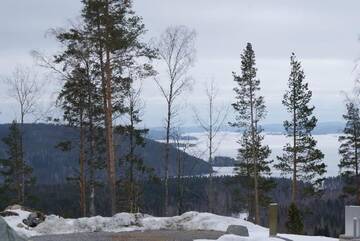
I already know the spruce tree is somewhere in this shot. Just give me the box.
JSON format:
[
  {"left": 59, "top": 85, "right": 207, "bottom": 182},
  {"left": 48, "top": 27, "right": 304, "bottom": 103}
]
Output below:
[
  {"left": 275, "top": 53, "right": 326, "bottom": 202},
  {"left": 286, "top": 202, "right": 304, "bottom": 234},
  {"left": 338, "top": 102, "right": 360, "bottom": 204},
  {"left": 0, "top": 121, "right": 35, "bottom": 205},
  {"left": 231, "top": 42, "right": 272, "bottom": 224}
]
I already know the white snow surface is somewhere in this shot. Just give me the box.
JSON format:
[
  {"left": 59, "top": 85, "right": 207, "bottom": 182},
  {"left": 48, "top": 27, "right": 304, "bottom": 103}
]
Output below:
[{"left": 3, "top": 209, "right": 336, "bottom": 241}]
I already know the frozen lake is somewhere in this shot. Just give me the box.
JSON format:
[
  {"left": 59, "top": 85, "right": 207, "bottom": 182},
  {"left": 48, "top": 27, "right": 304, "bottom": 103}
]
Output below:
[{"left": 182, "top": 132, "right": 341, "bottom": 177}]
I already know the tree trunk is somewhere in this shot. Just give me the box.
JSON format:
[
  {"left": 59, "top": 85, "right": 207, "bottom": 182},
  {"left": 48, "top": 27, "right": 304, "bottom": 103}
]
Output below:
[
  {"left": 88, "top": 90, "right": 96, "bottom": 216},
  {"left": 129, "top": 106, "right": 135, "bottom": 213},
  {"left": 176, "top": 148, "right": 181, "bottom": 215},
  {"left": 88, "top": 126, "right": 96, "bottom": 216},
  {"left": 164, "top": 108, "right": 171, "bottom": 216},
  {"left": 355, "top": 129, "right": 359, "bottom": 205},
  {"left": 291, "top": 83, "right": 297, "bottom": 204},
  {"left": 20, "top": 112, "right": 25, "bottom": 205},
  {"left": 79, "top": 114, "right": 86, "bottom": 217},
  {"left": 208, "top": 96, "right": 214, "bottom": 213},
  {"left": 104, "top": 48, "right": 117, "bottom": 215},
  {"left": 249, "top": 85, "right": 260, "bottom": 224}
]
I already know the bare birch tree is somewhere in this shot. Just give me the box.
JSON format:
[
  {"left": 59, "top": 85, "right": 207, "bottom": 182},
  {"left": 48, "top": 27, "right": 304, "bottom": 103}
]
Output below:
[
  {"left": 154, "top": 25, "right": 196, "bottom": 216},
  {"left": 193, "top": 79, "right": 228, "bottom": 213},
  {"left": 5, "top": 65, "right": 41, "bottom": 204}
]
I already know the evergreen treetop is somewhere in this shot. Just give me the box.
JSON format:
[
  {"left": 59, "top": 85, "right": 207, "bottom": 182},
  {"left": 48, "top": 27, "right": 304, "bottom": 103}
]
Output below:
[
  {"left": 339, "top": 102, "right": 360, "bottom": 175},
  {"left": 231, "top": 43, "right": 266, "bottom": 129}
]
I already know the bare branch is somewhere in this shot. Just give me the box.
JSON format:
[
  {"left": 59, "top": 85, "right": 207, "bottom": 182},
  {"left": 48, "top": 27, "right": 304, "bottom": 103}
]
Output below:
[{"left": 4, "top": 65, "right": 43, "bottom": 123}]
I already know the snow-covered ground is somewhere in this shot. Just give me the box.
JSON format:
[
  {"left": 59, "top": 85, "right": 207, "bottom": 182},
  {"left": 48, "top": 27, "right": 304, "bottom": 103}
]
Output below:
[
  {"left": 179, "top": 132, "right": 341, "bottom": 177},
  {"left": 3, "top": 209, "right": 337, "bottom": 241}
]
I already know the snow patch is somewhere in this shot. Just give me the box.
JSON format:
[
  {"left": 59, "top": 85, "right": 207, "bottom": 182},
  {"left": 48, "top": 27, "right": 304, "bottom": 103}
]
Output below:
[{"left": 3, "top": 209, "right": 337, "bottom": 241}]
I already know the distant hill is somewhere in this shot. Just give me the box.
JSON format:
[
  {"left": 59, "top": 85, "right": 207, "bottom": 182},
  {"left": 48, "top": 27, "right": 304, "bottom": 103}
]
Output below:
[
  {"left": 0, "top": 124, "right": 211, "bottom": 184},
  {"left": 148, "top": 128, "right": 198, "bottom": 140},
  {"left": 212, "top": 156, "right": 237, "bottom": 167},
  {"left": 148, "top": 121, "right": 345, "bottom": 139}
]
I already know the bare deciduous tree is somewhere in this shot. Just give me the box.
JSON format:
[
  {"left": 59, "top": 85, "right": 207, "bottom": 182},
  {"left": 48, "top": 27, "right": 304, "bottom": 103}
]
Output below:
[
  {"left": 6, "top": 66, "right": 41, "bottom": 124},
  {"left": 5, "top": 65, "right": 41, "bottom": 204},
  {"left": 154, "top": 25, "right": 196, "bottom": 216},
  {"left": 193, "top": 79, "right": 228, "bottom": 213}
]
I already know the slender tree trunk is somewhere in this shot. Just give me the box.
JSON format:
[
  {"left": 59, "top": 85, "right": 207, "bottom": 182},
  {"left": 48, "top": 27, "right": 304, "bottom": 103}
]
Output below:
[
  {"left": 79, "top": 113, "right": 86, "bottom": 217},
  {"left": 291, "top": 84, "right": 297, "bottom": 204},
  {"left": 16, "top": 139, "right": 22, "bottom": 205},
  {"left": 88, "top": 124, "right": 96, "bottom": 216},
  {"left": 249, "top": 85, "right": 260, "bottom": 224},
  {"left": 164, "top": 96, "right": 172, "bottom": 216},
  {"left": 104, "top": 49, "right": 117, "bottom": 215},
  {"left": 163, "top": 75, "right": 177, "bottom": 216},
  {"left": 176, "top": 148, "right": 181, "bottom": 215},
  {"left": 175, "top": 148, "right": 185, "bottom": 215},
  {"left": 129, "top": 107, "right": 135, "bottom": 213},
  {"left": 355, "top": 129, "right": 359, "bottom": 205},
  {"left": 99, "top": 56, "right": 114, "bottom": 215},
  {"left": 88, "top": 92, "right": 96, "bottom": 216},
  {"left": 208, "top": 96, "right": 214, "bottom": 213},
  {"left": 180, "top": 153, "right": 184, "bottom": 214},
  {"left": 96, "top": 1, "right": 117, "bottom": 215},
  {"left": 246, "top": 158, "right": 252, "bottom": 220},
  {"left": 20, "top": 112, "right": 25, "bottom": 205}
]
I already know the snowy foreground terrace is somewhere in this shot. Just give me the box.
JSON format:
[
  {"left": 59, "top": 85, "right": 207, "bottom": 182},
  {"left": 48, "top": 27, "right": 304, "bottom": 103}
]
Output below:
[{"left": 3, "top": 209, "right": 336, "bottom": 241}]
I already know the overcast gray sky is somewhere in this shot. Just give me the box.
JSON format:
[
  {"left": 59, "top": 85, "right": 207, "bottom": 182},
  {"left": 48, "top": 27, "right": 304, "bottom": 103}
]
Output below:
[{"left": 0, "top": 0, "right": 359, "bottom": 127}]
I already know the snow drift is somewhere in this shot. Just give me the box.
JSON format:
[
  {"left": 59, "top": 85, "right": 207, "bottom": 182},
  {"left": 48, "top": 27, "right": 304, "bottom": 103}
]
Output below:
[{"left": 3, "top": 209, "right": 337, "bottom": 241}]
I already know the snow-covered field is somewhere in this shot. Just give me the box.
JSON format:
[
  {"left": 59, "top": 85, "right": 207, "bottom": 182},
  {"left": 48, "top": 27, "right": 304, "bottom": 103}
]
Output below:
[
  {"left": 4, "top": 209, "right": 337, "bottom": 241},
  {"left": 181, "top": 132, "right": 341, "bottom": 177}
]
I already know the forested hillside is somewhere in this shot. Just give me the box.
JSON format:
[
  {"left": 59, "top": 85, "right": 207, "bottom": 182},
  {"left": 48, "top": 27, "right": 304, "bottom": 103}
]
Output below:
[{"left": 0, "top": 124, "right": 211, "bottom": 184}]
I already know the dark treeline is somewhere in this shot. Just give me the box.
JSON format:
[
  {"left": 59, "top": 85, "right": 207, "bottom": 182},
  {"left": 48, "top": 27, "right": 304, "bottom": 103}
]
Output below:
[{"left": 1, "top": 176, "right": 345, "bottom": 238}]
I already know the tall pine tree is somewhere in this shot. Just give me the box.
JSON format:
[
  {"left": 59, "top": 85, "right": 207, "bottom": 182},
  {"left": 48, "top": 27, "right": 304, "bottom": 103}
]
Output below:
[
  {"left": 80, "top": 0, "right": 156, "bottom": 214},
  {"left": 231, "top": 43, "right": 272, "bottom": 224},
  {"left": 275, "top": 53, "right": 326, "bottom": 202},
  {"left": 54, "top": 23, "right": 105, "bottom": 216},
  {"left": 275, "top": 53, "right": 326, "bottom": 233},
  {"left": 338, "top": 101, "right": 360, "bottom": 204}
]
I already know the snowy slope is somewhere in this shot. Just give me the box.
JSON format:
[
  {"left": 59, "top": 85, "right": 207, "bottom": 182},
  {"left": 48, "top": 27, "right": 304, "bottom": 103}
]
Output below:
[{"left": 3, "top": 209, "right": 337, "bottom": 241}]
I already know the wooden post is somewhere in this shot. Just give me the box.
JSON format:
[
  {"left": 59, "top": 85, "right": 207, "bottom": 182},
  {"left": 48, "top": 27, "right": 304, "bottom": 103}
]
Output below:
[
  {"left": 354, "top": 217, "right": 358, "bottom": 238},
  {"left": 269, "top": 203, "right": 278, "bottom": 237}
]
